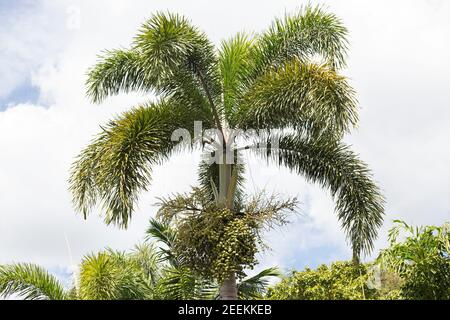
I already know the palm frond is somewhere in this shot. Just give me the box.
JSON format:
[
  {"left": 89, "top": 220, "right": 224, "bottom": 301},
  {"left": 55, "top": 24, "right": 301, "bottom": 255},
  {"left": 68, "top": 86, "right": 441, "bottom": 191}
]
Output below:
[
  {"left": 254, "top": 134, "right": 384, "bottom": 258},
  {"left": 238, "top": 267, "right": 282, "bottom": 300},
  {"left": 134, "top": 12, "right": 222, "bottom": 126},
  {"left": 87, "top": 12, "right": 218, "bottom": 125},
  {"left": 250, "top": 5, "right": 348, "bottom": 78},
  {"left": 219, "top": 33, "right": 255, "bottom": 118},
  {"left": 0, "top": 263, "right": 68, "bottom": 300},
  {"left": 155, "top": 266, "right": 218, "bottom": 300},
  {"left": 78, "top": 251, "right": 152, "bottom": 300},
  {"left": 86, "top": 49, "right": 151, "bottom": 104},
  {"left": 146, "top": 218, "right": 177, "bottom": 248},
  {"left": 235, "top": 60, "right": 358, "bottom": 136},
  {"left": 223, "top": 6, "right": 349, "bottom": 127},
  {"left": 129, "top": 243, "right": 161, "bottom": 286},
  {"left": 69, "top": 99, "right": 208, "bottom": 227},
  {"left": 145, "top": 218, "right": 179, "bottom": 266}
]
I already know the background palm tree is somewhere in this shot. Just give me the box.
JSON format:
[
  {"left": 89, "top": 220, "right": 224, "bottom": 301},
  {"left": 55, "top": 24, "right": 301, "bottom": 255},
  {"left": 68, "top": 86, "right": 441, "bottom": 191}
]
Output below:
[
  {"left": 0, "top": 247, "right": 158, "bottom": 300},
  {"left": 0, "top": 220, "right": 278, "bottom": 300},
  {"left": 0, "top": 264, "right": 69, "bottom": 300},
  {"left": 70, "top": 6, "right": 384, "bottom": 299}
]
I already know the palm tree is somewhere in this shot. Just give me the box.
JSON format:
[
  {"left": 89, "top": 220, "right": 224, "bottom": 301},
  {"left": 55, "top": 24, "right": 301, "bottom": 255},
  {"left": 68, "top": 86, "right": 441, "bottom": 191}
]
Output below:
[
  {"left": 0, "top": 264, "right": 69, "bottom": 300},
  {"left": 77, "top": 246, "right": 157, "bottom": 300},
  {"left": 0, "top": 247, "right": 158, "bottom": 300},
  {"left": 70, "top": 6, "right": 384, "bottom": 299}
]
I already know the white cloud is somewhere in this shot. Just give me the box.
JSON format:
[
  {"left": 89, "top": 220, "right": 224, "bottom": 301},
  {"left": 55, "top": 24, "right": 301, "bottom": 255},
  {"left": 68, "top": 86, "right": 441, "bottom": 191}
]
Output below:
[
  {"left": 0, "top": 1, "right": 68, "bottom": 100},
  {"left": 0, "top": 0, "right": 449, "bottom": 278}
]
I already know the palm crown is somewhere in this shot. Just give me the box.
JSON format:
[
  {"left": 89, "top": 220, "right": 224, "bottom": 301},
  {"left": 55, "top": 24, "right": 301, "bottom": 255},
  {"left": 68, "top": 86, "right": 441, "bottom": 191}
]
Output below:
[{"left": 70, "top": 6, "right": 384, "bottom": 268}]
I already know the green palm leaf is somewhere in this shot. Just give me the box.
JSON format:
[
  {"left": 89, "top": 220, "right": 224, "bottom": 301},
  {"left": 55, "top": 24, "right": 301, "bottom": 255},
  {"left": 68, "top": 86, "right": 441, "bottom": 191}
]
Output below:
[
  {"left": 254, "top": 134, "right": 384, "bottom": 258},
  {"left": 234, "top": 60, "right": 358, "bottom": 135},
  {"left": 238, "top": 267, "right": 282, "bottom": 300},
  {"left": 70, "top": 99, "right": 210, "bottom": 227},
  {"left": 0, "top": 264, "right": 68, "bottom": 300},
  {"left": 78, "top": 251, "right": 152, "bottom": 300},
  {"left": 250, "top": 5, "right": 349, "bottom": 76}
]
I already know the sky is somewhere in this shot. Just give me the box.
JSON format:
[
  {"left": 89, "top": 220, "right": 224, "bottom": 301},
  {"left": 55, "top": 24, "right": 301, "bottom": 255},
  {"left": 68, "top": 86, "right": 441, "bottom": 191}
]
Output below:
[{"left": 0, "top": 0, "right": 449, "bottom": 286}]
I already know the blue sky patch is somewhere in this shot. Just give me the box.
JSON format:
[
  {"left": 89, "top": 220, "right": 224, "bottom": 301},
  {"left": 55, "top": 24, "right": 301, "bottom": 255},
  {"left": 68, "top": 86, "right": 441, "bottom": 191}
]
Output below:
[{"left": 0, "top": 81, "right": 40, "bottom": 111}]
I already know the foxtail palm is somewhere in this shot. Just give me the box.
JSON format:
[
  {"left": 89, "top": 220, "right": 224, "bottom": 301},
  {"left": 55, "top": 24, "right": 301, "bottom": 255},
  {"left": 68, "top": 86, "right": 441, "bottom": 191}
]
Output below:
[{"left": 70, "top": 6, "right": 384, "bottom": 299}]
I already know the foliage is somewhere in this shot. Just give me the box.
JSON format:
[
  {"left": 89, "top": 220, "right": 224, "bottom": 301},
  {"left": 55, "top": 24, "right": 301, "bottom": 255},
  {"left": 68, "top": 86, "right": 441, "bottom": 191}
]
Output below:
[
  {"left": 153, "top": 266, "right": 217, "bottom": 300},
  {"left": 377, "top": 220, "right": 450, "bottom": 300},
  {"left": 367, "top": 267, "right": 403, "bottom": 300},
  {"left": 70, "top": 6, "right": 385, "bottom": 261},
  {"left": 266, "top": 261, "right": 375, "bottom": 300},
  {"left": 0, "top": 264, "right": 68, "bottom": 300},
  {"left": 78, "top": 247, "right": 156, "bottom": 300},
  {"left": 257, "top": 134, "right": 384, "bottom": 258},
  {"left": 3, "top": 221, "right": 448, "bottom": 300},
  {"left": 147, "top": 214, "right": 283, "bottom": 298},
  {"left": 0, "top": 220, "right": 280, "bottom": 300},
  {"left": 156, "top": 188, "right": 296, "bottom": 283},
  {"left": 238, "top": 267, "right": 282, "bottom": 300}
]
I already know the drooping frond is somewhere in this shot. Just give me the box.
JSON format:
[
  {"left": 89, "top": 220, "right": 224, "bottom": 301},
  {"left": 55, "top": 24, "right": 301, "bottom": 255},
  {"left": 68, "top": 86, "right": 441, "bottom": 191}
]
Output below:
[
  {"left": 254, "top": 134, "right": 384, "bottom": 258},
  {"left": 238, "top": 267, "right": 282, "bottom": 300},
  {"left": 86, "top": 49, "right": 150, "bottom": 104},
  {"left": 250, "top": 5, "right": 349, "bottom": 78},
  {"left": 0, "top": 264, "right": 67, "bottom": 300},
  {"left": 234, "top": 60, "right": 358, "bottom": 135},
  {"left": 69, "top": 99, "right": 208, "bottom": 227}
]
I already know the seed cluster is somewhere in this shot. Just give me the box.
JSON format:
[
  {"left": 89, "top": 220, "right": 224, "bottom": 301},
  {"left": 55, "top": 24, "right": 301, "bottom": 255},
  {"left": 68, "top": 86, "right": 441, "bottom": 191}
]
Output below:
[{"left": 173, "top": 207, "right": 259, "bottom": 282}]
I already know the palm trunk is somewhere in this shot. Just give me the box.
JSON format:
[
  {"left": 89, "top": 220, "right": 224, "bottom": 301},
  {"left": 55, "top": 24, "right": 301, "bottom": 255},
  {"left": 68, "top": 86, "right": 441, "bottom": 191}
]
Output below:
[
  {"left": 218, "top": 150, "right": 238, "bottom": 300},
  {"left": 219, "top": 273, "right": 238, "bottom": 300}
]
